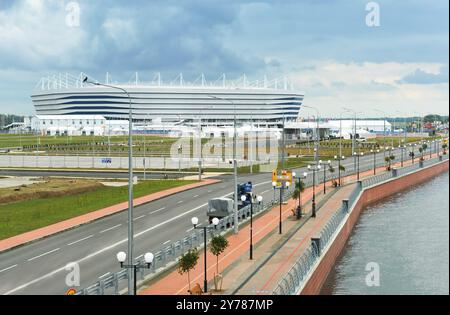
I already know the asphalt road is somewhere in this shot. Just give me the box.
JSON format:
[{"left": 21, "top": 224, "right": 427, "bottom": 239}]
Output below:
[{"left": 0, "top": 146, "right": 410, "bottom": 295}]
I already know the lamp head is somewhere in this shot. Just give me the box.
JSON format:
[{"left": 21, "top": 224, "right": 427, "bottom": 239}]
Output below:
[
  {"left": 191, "top": 217, "right": 199, "bottom": 226},
  {"left": 256, "top": 195, "right": 263, "bottom": 202},
  {"left": 212, "top": 217, "right": 220, "bottom": 226},
  {"left": 144, "top": 252, "right": 154, "bottom": 264},
  {"left": 241, "top": 195, "right": 247, "bottom": 202},
  {"left": 117, "top": 251, "right": 126, "bottom": 263},
  {"left": 292, "top": 171, "right": 296, "bottom": 178},
  {"left": 303, "top": 172, "right": 308, "bottom": 177}
]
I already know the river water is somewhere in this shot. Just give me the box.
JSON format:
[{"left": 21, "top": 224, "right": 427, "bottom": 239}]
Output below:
[{"left": 322, "top": 172, "right": 449, "bottom": 295}]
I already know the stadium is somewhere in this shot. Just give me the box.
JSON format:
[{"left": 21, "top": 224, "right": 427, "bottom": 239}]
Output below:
[{"left": 31, "top": 73, "right": 305, "bottom": 124}]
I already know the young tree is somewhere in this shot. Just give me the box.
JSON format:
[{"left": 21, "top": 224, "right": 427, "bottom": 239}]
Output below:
[
  {"left": 292, "top": 179, "right": 306, "bottom": 218},
  {"left": 178, "top": 248, "right": 199, "bottom": 291},
  {"left": 209, "top": 234, "right": 229, "bottom": 276}
]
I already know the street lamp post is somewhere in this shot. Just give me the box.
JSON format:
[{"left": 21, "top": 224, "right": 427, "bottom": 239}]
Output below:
[
  {"left": 241, "top": 195, "right": 262, "bottom": 260},
  {"left": 292, "top": 171, "right": 308, "bottom": 219},
  {"left": 334, "top": 155, "right": 345, "bottom": 186},
  {"left": 399, "top": 144, "right": 405, "bottom": 167},
  {"left": 116, "top": 251, "right": 154, "bottom": 295},
  {"left": 307, "top": 164, "right": 321, "bottom": 218},
  {"left": 370, "top": 149, "right": 379, "bottom": 175},
  {"left": 191, "top": 216, "right": 220, "bottom": 293},
  {"left": 319, "top": 160, "right": 331, "bottom": 194},
  {"left": 272, "top": 181, "right": 290, "bottom": 234},
  {"left": 207, "top": 95, "right": 239, "bottom": 235},
  {"left": 84, "top": 76, "right": 136, "bottom": 295}
]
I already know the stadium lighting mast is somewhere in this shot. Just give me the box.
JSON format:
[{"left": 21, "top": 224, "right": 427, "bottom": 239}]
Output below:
[
  {"left": 83, "top": 76, "right": 136, "bottom": 295},
  {"left": 207, "top": 94, "right": 239, "bottom": 234}
]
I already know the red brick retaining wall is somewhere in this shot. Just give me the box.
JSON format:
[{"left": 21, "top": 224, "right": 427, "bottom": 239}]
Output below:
[{"left": 300, "top": 160, "right": 449, "bottom": 295}]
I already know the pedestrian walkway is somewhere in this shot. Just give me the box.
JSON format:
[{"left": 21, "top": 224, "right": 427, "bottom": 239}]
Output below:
[{"left": 232, "top": 184, "right": 356, "bottom": 294}]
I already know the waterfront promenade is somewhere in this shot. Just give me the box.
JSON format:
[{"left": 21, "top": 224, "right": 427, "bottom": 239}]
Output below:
[{"left": 140, "top": 152, "right": 448, "bottom": 295}]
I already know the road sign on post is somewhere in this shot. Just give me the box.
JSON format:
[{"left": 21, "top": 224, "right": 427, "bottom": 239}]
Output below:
[{"left": 272, "top": 169, "right": 293, "bottom": 187}]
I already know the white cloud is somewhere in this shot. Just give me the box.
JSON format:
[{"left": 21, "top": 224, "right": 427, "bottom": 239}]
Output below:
[
  {"left": 290, "top": 61, "right": 449, "bottom": 116},
  {"left": 0, "top": 0, "right": 86, "bottom": 69}
]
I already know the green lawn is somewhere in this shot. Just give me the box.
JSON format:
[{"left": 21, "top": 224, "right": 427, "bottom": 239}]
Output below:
[{"left": 0, "top": 179, "right": 196, "bottom": 240}]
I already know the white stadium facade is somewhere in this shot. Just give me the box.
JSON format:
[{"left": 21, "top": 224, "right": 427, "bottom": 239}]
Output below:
[{"left": 31, "top": 73, "right": 305, "bottom": 124}]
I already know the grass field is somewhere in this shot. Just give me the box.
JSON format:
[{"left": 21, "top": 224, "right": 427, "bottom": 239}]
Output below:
[{"left": 0, "top": 178, "right": 196, "bottom": 240}]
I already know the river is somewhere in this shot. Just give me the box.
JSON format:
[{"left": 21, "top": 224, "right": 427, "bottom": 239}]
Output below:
[{"left": 322, "top": 172, "right": 449, "bottom": 295}]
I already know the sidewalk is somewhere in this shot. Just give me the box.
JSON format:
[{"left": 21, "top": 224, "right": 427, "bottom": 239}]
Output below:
[
  {"left": 0, "top": 179, "right": 220, "bottom": 253},
  {"left": 139, "top": 153, "right": 441, "bottom": 295},
  {"left": 233, "top": 184, "right": 356, "bottom": 294}
]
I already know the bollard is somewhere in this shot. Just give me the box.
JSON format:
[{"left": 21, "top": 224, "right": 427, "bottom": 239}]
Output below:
[
  {"left": 439, "top": 156, "right": 443, "bottom": 161},
  {"left": 357, "top": 181, "right": 363, "bottom": 190},
  {"left": 392, "top": 168, "right": 398, "bottom": 177},
  {"left": 419, "top": 160, "right": 424, "bottom": 168},
  {"left": 342, "top": 199, "right": 349, "bottom": 213},
  {"left": 311, "top": 237, "right": 321, "bottom": 256}
]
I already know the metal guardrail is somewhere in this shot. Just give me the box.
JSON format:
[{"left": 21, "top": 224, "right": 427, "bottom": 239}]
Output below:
[{"left": 273, "top": 154, "right": 448, "bottom": 295}]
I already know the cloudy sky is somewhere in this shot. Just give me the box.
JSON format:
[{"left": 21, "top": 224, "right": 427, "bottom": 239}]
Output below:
[{"left": 0, "top": 0, "right": 448, "bottom": 117}]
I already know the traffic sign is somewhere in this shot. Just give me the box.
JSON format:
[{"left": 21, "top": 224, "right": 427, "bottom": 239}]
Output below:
[
  {"left": 66, "top": 288, "right": 77, "bottom": 295},
  {"left": 272, "top": 169, "right": 293, "bottom": 187}
]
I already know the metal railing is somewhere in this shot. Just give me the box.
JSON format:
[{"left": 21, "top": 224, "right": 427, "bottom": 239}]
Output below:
[{"left": 273, "top": 154, "right": 448, "bottom": 295}]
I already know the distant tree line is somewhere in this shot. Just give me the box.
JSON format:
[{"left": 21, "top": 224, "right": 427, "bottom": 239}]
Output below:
[{"left": 0, "top": 114, "right": 24, "bottom": 128}]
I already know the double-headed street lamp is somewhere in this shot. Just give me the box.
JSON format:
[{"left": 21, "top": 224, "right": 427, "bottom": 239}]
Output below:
[
  {"left": 318, "top": 160, "right": 331, "bottom": 194},
  {"left": 292, "top": 171, "right": 308, "bottom": 219},
  {"left": 116, "top": 251, "right": 154, "bottom": 295},
  {"left": 353, "top": 151, "right": 364, "bottom": 180},
  {"left": 370, "top": 149, "right": 380, "bottom": 175},
  {"left": 191, "top": 216, "right": 220, "bottom": 293},
  {"left": 333, "top": 155, "right": 345, "bottom": 186},
  {"left": 240, "top": 194, "right": 263, "bottom": 260},
  {"left": 272, "top": 180, "right": 291, "bottom": 234},
  {"left": 307, "top": 163, "right": 321, "bottom": 218},
  {"left": 83, "top": 76, "right": 136, "bottom": 295}
]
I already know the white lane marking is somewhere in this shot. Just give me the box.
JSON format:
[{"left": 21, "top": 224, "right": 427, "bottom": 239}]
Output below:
[
  {"left": 260, "top": 189, "right": 271, "bottom": 195},
  {"left": 133, "top": 215, "right": 146, "bottom": 221},
  {"left": 135, "top": 255, "right": 143, "bottom": 260},
  {"left": 162, "top": 240, "right": 171, "bottom": 245},
  {"left": 99, "top": 272, "right": 110, "bottom": 279},
  {"left": 67, "top": 235, "right": 94, "bottom": 246},
  {"left": 193, "top": 195, "right": 199, "bottom": 198},
  {"left": 0, "top": 264, "right": 17, "bottom": 274},
  {"left": 4, "top": 202, "right": 209, "bottom": 295},
  {"left": 149, "top": 207, "right": 165, "bottom": 214},
  {"left": 186, "top": 227, "right": 194, "bottom": 233},
  {"left": 99, "top": 224, "right": 122, "bottom": 234},
  {"left": 27, "top": 248, "right": 60, "bottom": 262},
  {"left": 177, "top": 200, "right": 183, "bottom": 204},
  {"left": 3, "top": 184, "right": 268, "bottom": 295},
  {"left": 207, "top": 190, "right": 212, "bottom": 193}
]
